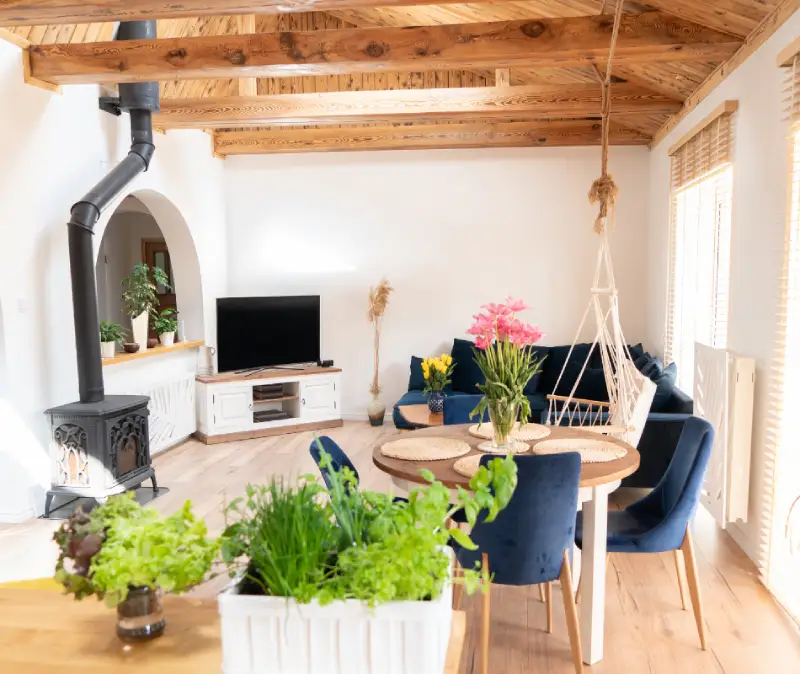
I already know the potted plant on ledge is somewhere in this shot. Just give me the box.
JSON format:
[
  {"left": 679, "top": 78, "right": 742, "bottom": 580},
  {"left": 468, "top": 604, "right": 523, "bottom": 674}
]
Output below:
[
  {"left": 153, "top": 308, "right": 179, "bottom": 346},
  {"left": 53, "top": 493, "right": 217, "bottom": 642},
  {"left": 218, "top": 443, "right": 518, "bottom": 674},
  {"left": 422, "top": 354, "right": 455, "bottom": 413},
  {"left": 99, "top": 321, "right": 125, "bottom": 358},
  {"left": 121, "top": 262, "right": 170, "bottom": 352}
]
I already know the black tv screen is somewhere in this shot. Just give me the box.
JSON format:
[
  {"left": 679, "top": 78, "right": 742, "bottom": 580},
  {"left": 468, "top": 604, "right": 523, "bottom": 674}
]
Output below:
[{"left": 216, "top": 296, "right": 321, "bottom": 372}]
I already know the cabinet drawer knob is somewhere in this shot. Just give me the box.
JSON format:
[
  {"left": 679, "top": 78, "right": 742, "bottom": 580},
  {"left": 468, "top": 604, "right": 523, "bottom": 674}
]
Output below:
[{"left": 302, "top": 398, "right": 306, "bottom": 405}]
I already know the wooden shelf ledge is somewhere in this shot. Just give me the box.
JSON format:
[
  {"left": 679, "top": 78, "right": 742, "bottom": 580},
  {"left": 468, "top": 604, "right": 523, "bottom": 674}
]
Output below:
[{"left": 102, "top": 339, "right": 205, "bottom": 366}]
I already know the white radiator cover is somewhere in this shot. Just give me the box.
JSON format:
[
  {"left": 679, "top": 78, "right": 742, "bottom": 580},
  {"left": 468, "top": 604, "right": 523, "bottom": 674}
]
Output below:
[{"left": 693, "top": 343, "right": 755, "bottom": 528}]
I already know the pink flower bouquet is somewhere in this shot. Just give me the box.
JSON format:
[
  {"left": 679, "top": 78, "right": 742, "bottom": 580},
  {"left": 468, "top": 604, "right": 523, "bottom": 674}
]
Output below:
[{"left": 467, "top": 298, "right": 546, "bottom": 448}]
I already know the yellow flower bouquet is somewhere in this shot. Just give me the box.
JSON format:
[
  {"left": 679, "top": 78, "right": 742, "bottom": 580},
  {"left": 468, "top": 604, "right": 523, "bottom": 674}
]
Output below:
[{"left": 422, "top": 354, "right": 455, "bottom": 413}]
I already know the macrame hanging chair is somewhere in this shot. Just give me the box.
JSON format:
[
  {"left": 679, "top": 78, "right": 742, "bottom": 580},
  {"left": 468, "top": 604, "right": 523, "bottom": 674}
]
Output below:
[{"left": 545, "top": 0, "right": 656, "bottom": 448}]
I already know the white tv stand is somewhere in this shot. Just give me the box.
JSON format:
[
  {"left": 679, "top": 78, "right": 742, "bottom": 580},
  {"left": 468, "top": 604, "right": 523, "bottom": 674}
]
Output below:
[{"left": 195, "top": 367, "right": 343, "bottom": 444}]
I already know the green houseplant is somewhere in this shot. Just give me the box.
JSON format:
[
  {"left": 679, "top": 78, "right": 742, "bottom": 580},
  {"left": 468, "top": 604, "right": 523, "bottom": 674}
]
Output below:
[
  {"left": 99, "top": 321, "right": 125, "bottom": 359},
  {"left": 153, "top": 308, "right": 179, "bottom": 346},
  {"left": 121, "top": 262, "right": 170, "bottom": 351},
  {"left": 53, "top": 493, "right": 217, "bottom": 642},
  {"left": 216, "top": 442, "right": 518, "bottom": 673}
]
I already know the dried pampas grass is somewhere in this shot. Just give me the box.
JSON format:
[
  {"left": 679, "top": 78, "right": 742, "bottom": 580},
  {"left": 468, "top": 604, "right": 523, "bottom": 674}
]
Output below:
[
  {"left": 368, "top": 279, "right": 393, "bottom": 323},
  {"left": 368, "top": 279, "right": 393, "bottom": 397}
]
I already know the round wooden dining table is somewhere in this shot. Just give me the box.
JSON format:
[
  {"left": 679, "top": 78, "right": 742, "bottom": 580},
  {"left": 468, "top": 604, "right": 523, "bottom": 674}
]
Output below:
[{"left": 371, "top": 423, "right": 640, "bottom": 666}]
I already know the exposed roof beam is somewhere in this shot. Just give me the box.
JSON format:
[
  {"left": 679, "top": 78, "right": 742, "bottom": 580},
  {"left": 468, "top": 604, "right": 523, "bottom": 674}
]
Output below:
[
  {"left": 0, "top": 0, "right": 524, "bottom": 26},
  {"left": 28, "top": 12, "right": 741, "bottom": 85},
  {"left": 212, "top": 120, "right": 651, "bottom": 155},
  {"left": 154, "top": 84, "right": 681, "bottom": 129}
]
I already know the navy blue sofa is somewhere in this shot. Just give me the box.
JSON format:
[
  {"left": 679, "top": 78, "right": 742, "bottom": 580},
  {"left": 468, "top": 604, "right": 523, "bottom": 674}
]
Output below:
[{"left": 392, "top": 338, "right": 693, "bottom": 488}]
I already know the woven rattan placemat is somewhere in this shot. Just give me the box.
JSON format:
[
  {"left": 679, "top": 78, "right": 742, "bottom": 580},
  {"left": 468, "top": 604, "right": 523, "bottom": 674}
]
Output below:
[
  {"left": 453, "top": 455, "right": 482, "bottom": 479},
  {"left": 380, "top": 437, "right": 472, "bottom": 461},
  {"left": 531, "top": 437, "right": 627, "bottom": 463},
  {"left": 468, "top": 422, "right": 551, "bottom": 442},
  {"left": 475, "top": 440, "right": 530, "bottom": 454}
]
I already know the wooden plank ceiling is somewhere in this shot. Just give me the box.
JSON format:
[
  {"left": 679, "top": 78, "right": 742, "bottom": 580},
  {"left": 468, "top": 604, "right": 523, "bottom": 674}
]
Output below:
[{"left": 0, "top": 0, "right": 787, "bottom": 154}]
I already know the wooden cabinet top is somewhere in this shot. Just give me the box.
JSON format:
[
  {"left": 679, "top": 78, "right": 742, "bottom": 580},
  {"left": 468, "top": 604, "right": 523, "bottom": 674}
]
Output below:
[{"left": 196, "top": 367, "right": 342, "bottom": 384}]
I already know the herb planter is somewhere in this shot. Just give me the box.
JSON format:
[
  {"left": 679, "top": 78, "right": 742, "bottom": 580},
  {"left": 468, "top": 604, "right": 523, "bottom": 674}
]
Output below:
[
  {"left": 130, "top": 310, "right": 149, "bottom": 352},
  {"left": 159, "top": 331, "right": 175, "bottom": 346},
  {"left": 218, "top": 560, "right": 453, "bottom": 674},
  {"left": 100, "top": 341, "right": 116, "bottom": 358}
]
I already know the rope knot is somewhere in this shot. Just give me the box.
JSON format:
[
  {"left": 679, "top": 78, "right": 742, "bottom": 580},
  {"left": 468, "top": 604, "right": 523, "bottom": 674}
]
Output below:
[{"left": 588, "top": 174, "right": 619, "bottom": 234}]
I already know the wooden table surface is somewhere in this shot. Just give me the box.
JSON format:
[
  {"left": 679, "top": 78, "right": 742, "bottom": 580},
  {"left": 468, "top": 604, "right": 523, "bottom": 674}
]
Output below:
[
  {"left": 0, "top": 589, "right": 466, "bottom": 674},
  {"left": 373, "top": 423, "right": 640, "bottom": 489},
  {"left": 398, "top": 403, "right": 444, "bottom": 428}
]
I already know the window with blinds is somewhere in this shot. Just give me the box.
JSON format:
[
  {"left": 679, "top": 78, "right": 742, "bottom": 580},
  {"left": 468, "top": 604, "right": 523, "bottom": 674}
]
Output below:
[
  {"left": 664, "top": 104, "right": 735, "bottom": 392},
  {"left": 766, "top": 51, "right": 800, "bottom": 624}
]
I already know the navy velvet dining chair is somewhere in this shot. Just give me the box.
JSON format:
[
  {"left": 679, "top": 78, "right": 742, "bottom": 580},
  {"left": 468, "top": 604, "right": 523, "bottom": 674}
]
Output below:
[
  {"left": 309, "top": 435, "right": 360, "bottom": 492},
  {"left": 451, "top": 453, "right": 584, "bottom": 674},
  {"left": 575, "top": 415, "right": 714, "bottom": 650},
  {"left": 309, "top": 436, "right": 407, "bottom": 503}
]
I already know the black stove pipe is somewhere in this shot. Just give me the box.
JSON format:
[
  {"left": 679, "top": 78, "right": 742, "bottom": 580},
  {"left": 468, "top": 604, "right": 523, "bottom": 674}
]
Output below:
[{"left": 68, "top": 20, "right": 159, "bottom": 403}]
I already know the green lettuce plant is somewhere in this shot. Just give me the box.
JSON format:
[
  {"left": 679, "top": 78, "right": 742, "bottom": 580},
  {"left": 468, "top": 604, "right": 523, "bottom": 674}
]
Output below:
[
  {"left": 99, "top": 321, "right": 126, "bottom": 344},
  {"left": 53, "top": 493, "right": 218, "bottom": 607},
  {"left": 221, "top": 442, "right": 518, "bottom": 605}
]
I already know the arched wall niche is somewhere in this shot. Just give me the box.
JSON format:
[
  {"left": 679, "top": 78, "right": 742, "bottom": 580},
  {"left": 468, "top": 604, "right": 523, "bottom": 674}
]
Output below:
[{"left": 93, "top": 189, "right": 205, "bottom": 341}]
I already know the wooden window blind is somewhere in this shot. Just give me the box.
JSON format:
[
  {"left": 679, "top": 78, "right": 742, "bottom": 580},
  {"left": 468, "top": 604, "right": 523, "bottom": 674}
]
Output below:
[
  {"left": 664, "top": 103, "right": 736, "bottom": 390},
  {"left": 764, "top": 50, "right": 800, "bottom": 623}
]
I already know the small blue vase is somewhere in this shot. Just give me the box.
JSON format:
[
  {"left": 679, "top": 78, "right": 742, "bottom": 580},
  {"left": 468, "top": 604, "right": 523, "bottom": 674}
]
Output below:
[{"left": 428, "top": 391, "right": 445, "bottom": 414}]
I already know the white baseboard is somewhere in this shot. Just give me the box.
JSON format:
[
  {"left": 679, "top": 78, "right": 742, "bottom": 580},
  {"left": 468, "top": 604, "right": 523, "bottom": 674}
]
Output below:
[
  {"left": 0, "top": 506, "right": 36, "bottom": 524},
  {"left": 341, "top": 412, "right": 392, "bottom": 422},
  {"left": 726, "top": 521, "right": 760, "bottom": 566}
]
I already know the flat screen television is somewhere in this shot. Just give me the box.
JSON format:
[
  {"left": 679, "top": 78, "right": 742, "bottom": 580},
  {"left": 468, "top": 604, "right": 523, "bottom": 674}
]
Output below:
[{"left": 216, "top": 296, "right": 320, "bottom": 372}]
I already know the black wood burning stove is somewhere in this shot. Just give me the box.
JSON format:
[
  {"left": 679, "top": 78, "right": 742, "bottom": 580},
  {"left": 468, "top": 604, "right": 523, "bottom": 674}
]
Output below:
[
  {"left": 43, "top": 20, "right": 161, "bottom": 517},
  {"left": 44, "top": 396, "right": 156, "bottom": 517}
]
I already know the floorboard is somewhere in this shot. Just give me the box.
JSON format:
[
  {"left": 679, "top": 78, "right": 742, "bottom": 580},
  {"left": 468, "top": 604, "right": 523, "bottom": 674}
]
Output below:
[{"left": 1, "top": 421, "right": 798, "bottom": 673}]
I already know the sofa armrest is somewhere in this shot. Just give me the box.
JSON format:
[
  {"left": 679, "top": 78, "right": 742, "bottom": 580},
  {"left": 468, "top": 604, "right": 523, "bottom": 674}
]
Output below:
[
  {"left": 663, "top": 387, "right": 693, "bottom": 414},
  {"left": 622, "top": 414, "right": 692, "bottom": 488}
]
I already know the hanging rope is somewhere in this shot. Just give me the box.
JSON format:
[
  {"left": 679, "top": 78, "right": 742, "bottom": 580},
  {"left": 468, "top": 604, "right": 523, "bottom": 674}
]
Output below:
[{"left": 588, "top": 0, "right": 625, "bottom": 234}]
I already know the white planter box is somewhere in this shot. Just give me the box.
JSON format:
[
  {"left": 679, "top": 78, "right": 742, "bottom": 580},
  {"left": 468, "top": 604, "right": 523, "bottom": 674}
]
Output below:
[{"left": 218, "top": 556, "right": 453, "bottom": 674}]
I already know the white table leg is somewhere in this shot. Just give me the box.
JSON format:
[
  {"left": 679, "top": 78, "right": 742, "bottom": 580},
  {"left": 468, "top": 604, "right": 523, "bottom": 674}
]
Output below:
[{"left": 580, "top": 485, "right": 609, "bottom": 665}]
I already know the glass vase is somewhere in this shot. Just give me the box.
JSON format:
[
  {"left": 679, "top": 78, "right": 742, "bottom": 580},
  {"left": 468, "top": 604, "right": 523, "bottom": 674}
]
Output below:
[
  {"left": 487, "top": 399, "right": 518, "bottom": 450},
  {"left": 116, "top": 586, "right": 166, "bottom": 642}
]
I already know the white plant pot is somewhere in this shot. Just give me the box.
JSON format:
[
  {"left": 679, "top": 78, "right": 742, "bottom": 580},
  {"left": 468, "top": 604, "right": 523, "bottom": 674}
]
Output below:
[
  {"left": 100, "top": 341, "right": 116, "bottom": 359},
  {"left": 159, "top": 331, "right": 175, "bottom": 346},
  {"left": 218, "top": 552, "right": 454, "bottom": 674},
  {"left": 130, "top": 310, "right": 149, "bottom": 351}
]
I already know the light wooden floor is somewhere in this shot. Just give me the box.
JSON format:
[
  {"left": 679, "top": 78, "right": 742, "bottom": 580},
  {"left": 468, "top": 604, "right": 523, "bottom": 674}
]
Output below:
[{"left": 2, "top": 421, "right": 799, "bottom": 673}]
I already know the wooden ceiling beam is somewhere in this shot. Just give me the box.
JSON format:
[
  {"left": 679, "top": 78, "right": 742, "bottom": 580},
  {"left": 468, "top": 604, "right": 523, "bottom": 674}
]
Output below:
[
  {"left": 28, "top": 12, "right": 741, "bottom": 85},
  {"left": 154, "top": 84, "right": 682, "bottom": 129},
  {"left": 0, "top": 0, "right": 555, "bottom": 26},
  {"left": 212, "top": 120, "right": 651, "bottom": 155}
]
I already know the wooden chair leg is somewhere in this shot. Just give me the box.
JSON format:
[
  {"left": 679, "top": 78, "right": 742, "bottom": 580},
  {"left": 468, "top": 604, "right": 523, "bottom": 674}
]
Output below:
[
  {"left": 673, "top": 549, "right": 689, "bottom": 611},
  {"left": 559, "top": 549, "right": 584, "bottom": 674},
  {"left": 481, "top": 553, "right": 491, "bottom": 674},
  {"left": 545, "top": 582, "right": 553, "bottom": 634},
  {"left": 538, "top": 584, "right": 546, "bottom": 602},
  {"left": 680, "top": 528, "right": 708, "bottom": 650}
]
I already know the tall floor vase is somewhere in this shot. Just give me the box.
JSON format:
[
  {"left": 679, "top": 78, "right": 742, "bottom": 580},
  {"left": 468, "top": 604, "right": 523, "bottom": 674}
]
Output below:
[{"left": 131, "top": 311, "right": 149, "bottom": 352}]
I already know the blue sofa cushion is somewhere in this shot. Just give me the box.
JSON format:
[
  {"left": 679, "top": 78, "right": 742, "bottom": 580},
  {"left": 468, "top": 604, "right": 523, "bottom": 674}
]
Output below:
[
  {"left": 629, "top": 343, "right": 645, "bottom": 363},
  {"left": 524, "top": 346, "right": 550, "bottom": 395},
  {"left": 540, "top": 343, "right": 592, "bottom": 395},
  {"left": 574, "top": 365, "right": 610, "bottom": 402},
  {"left": 450, "top": 338, "right": 485, "bottom": 394},
  {"left": 641, "top": 356, "right": 664, "bottom": 379},
  {"left": 634, "top": 351, "right": 652, "bottom": 371},
  {"left": 408, "top": 356, "right": 426, "bottom": 391},
  {"left": 651, "top": 362, "right": 678, "bottom": 413}
]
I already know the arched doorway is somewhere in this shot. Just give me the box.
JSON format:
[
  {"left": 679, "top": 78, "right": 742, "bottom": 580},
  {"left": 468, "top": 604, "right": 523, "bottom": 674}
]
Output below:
[{"left": 94, "top": 190, "right": 204, "bottom": 343}]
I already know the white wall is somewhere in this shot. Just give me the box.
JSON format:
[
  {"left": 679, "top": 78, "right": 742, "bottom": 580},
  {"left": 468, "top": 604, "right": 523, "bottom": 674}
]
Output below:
[
  {"left": 0, "top": 40, "right": 228, "bottom": 521},
  {"left": 225, "top": 147, "right": 651, "bottom": 418},
  {"left": 647, "top": 10, "right": 800, "bottom": 564}
]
